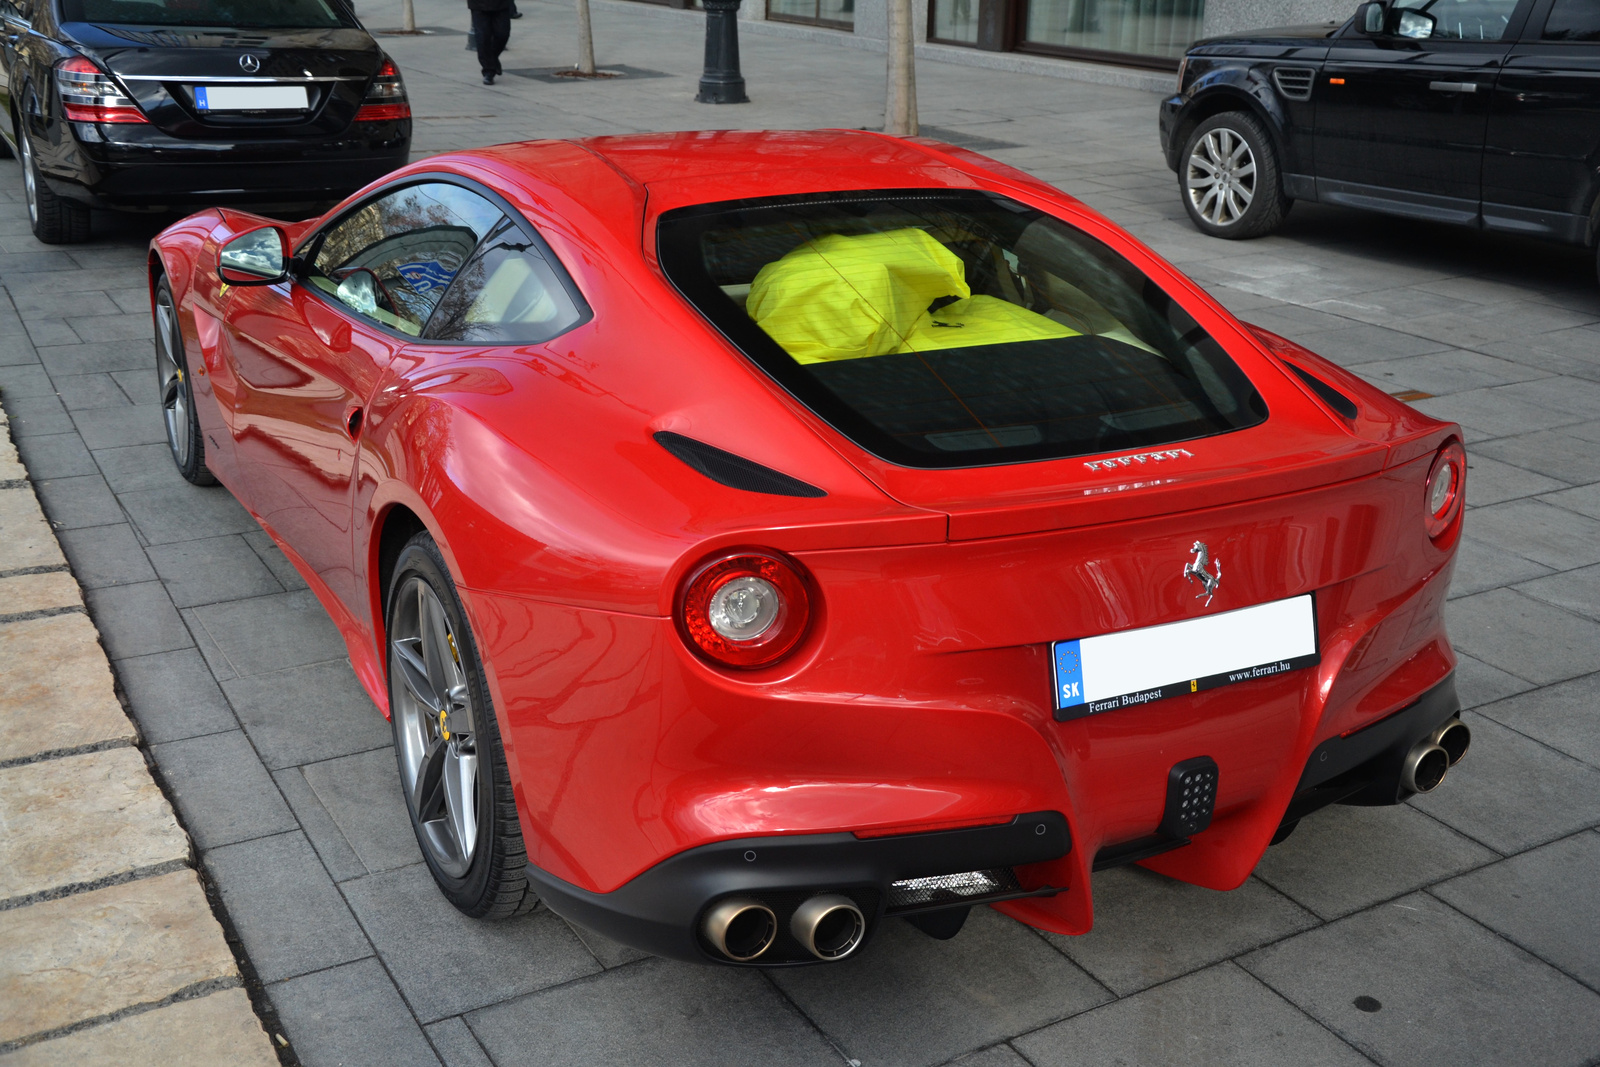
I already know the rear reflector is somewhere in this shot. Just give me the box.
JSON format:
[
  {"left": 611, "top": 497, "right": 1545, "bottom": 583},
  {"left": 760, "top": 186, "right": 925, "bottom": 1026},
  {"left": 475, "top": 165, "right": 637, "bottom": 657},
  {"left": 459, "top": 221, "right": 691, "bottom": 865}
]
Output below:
[
  {"left": 853, "top": 815, "right": 1012, "bottom": 839},
  {"left": 355, "top": 103, "right": 411, "bottom": 122}
]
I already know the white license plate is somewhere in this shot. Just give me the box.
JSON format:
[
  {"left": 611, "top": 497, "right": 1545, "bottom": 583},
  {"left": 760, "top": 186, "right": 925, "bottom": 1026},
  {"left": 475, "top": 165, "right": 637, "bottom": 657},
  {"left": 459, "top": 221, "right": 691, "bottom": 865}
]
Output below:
[
  {"left": 1052, "top": 594, "right": 1319, "bottom": 721},
  {"left": 193, "top": 85, "right": 308, "bottom": 111}
]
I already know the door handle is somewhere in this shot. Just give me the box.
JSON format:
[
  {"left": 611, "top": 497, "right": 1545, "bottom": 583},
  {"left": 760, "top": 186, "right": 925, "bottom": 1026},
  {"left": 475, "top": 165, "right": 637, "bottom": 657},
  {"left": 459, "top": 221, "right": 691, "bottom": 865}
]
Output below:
[
  {"left": 1428, "top": 81, "right": 1479, "bottom": 93},
  {"left": 345, "top": 407, "right": 363, "bottom": 440}
]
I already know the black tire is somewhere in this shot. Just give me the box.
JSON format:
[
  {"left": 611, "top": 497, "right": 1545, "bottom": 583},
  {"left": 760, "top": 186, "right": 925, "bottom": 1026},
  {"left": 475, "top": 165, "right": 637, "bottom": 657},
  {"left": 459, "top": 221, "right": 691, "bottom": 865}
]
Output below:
[
  {"left": 18, "top": 118, "right": 90, "bottom": 245},
  {"left": 387, "top": 533, "right": 537, "bottom": 920},
  {"left": 153, "top": 275, "right": 217, "bottom": 486},
  {"left": 1179, "top": 111, "right": 1291, "bottom": 240}
]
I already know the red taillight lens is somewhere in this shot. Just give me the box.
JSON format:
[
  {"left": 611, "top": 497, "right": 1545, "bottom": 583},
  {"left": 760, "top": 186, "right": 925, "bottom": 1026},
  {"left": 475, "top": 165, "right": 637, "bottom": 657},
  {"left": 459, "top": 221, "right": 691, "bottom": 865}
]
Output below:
[
  {"left": 356, "top": 57, "right": 410, "bottom": 122},
  {"left": 57, "top": 56, "right": 148, "bottom": 124},
  {"left": 678, "top": 551, "right": 812, "bottom": 669},
  {"left": 1424, "top": 439, "right": 1466, "bottom": 540}
]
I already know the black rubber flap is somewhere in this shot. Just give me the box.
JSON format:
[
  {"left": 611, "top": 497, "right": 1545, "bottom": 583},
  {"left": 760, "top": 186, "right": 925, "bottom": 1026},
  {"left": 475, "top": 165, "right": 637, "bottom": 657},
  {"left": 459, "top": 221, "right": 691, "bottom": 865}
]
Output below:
[
  {"left": 654, "top": 431, "right": 827, "bottom": 497},
  {"left": 1286, "top": 363, "right": 1359, "bottom": 419}
]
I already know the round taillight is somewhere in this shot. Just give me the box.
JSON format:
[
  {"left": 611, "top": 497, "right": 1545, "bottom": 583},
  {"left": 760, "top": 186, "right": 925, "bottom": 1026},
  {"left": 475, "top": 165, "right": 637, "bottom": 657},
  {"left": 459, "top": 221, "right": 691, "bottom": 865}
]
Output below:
[
  {"left": 1425, "top": 440, "right": 1466, "bottom": 540},
  {"left": 678, "top": 551, "right": 812, "bottom": 669}
]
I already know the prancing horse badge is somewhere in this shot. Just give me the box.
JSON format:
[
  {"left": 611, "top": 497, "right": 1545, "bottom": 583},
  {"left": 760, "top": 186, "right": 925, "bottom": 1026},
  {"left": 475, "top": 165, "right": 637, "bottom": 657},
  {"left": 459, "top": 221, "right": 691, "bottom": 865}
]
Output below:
[{"left": 1184, "top": 541, "right": 1221, "bottom": 606}]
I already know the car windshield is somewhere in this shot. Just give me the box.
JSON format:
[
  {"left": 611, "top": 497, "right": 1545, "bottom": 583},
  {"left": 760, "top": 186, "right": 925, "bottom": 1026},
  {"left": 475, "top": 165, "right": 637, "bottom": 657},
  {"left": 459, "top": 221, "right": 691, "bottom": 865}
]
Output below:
[
  {"left": 658, "top": 190, "right": 1266, "bottom": 468},
  {"left": 59, "top": 0, "right": 353, "bottom": 28}
]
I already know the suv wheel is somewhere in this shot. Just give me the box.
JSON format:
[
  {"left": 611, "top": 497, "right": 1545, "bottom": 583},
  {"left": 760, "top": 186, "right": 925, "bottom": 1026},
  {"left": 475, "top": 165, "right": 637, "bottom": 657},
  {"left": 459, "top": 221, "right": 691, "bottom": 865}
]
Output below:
[
  {"left": 1180, "top": 112, "right": 1290, "bottom": 239},
  {"left": 18, "top": 117, "right": 91, "bottom": 245}
]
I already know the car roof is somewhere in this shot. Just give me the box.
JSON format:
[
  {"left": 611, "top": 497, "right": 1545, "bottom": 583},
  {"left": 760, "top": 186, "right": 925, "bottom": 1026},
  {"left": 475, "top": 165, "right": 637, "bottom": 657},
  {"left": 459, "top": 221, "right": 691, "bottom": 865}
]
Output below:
[{"left": 458, "top": 129, "right": 1064, "bottom": 225}]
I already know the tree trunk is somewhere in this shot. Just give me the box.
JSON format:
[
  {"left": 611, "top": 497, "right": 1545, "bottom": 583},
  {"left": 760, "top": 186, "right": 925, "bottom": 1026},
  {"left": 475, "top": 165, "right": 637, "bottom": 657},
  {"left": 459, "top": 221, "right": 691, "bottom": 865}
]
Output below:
[
  {"left": 885, "top": 0, "right": 917, "bottom": 137},
  {"left": 576, "top": 0, "right": 597, "bottom": 74},
  {"left": 401, "top": 0, "right": 416, "bottom": 32}
]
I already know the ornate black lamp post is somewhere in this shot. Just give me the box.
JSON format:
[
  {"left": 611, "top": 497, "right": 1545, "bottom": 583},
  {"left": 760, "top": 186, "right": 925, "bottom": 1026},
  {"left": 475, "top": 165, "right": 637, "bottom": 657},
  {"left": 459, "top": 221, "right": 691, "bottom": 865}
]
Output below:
[{"left": 696, "top": 0, "right": 748, "bottom": 104}]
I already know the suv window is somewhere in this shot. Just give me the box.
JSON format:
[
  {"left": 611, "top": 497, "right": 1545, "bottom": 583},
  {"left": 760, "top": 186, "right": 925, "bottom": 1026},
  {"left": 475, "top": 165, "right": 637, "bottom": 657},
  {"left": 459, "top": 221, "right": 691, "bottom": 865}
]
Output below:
[
  {"left": 1543, "top": 0, "right": 1600, "bottom": 38},
  {"left": 658, "top": 190, "right": 1266, "bottom": 469},
  {"left": 1393, "top": 0, "right": 1520, "bottom": 39},
  {"left": 424, "top": 218, "right": 586, "bottom": 343},
  {"left": 307, "top": 182, "right": 504, "bottom": 336}
]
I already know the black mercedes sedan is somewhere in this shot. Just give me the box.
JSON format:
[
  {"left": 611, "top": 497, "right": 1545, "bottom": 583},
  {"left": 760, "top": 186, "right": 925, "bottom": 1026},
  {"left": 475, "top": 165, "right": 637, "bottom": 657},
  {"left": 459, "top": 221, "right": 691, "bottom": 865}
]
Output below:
[
  {"left": 1158, "top": 0, "right": 1600, "bottom": 278},
  {"left": 1, "top": 0, "right": 411, "bottom": 243}
]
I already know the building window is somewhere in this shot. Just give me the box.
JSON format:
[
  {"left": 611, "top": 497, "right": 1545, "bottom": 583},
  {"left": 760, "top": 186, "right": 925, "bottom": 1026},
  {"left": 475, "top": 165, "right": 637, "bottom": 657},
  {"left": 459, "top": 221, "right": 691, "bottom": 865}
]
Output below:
[
  {"left": 928, "top": 0, "right": 1199, "bottom": 66},
  {"left": 931, "top": 0, "right": 979, "bottom": 41},
  {"left": 767, "top": 0, "right": 854, "bottom": 28},
  {"left": 1020, "top": 0, "right": 1203, "bottom": 63}
]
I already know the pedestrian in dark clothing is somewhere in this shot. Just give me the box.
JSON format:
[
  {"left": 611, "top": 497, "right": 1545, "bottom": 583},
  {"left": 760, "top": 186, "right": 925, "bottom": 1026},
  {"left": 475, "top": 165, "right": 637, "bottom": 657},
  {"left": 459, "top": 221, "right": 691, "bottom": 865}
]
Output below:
[{"left": 468, "top": 0, "right": 512, "bottom": 84}]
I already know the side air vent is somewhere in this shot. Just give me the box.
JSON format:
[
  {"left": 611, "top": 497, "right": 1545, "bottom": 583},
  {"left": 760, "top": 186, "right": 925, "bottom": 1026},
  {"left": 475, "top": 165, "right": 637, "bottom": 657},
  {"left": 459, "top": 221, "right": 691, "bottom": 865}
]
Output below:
[
  {"left": 1286, "top": 363, "right": 1359, "bottom": 419},
  {"left": 654, "top": 431, "right": 827, "bottom": 498},
  {"left": 1273, "top": 66, "right": 1315, "bottom": 101}
]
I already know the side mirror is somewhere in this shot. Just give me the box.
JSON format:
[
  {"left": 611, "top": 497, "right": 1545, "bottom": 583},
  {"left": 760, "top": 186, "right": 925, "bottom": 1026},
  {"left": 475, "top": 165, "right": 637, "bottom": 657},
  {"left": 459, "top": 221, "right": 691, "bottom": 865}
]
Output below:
[
  {"left": 1395, "top": 7, "right": 1435, "bottom": 37},
  {"left": 1356, "top": 1, "right": 1387, "bottom": 34},
  {"left": 218, "top": 226, "right": 289, "bottom": 286}
]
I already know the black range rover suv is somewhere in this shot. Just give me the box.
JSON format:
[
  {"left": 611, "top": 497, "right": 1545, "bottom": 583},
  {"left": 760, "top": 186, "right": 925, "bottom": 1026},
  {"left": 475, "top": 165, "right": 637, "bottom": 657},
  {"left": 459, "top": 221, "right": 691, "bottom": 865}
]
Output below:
[
  {"left": 1159, "top": 0, "right": 1600, "bottom": 276},
  {"left": 0, "top": 0, "right": 411, "bottom": 243}
]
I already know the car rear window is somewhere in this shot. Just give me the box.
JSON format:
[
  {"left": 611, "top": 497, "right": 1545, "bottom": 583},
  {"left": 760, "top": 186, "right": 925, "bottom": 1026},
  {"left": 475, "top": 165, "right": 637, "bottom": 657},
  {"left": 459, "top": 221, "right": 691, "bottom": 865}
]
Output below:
[
  {"left": 59, "top": 0, "right": 353, "bottom": 28},
  {"left": 658, "top": 190, "right": 1266, "bottom": 469}
]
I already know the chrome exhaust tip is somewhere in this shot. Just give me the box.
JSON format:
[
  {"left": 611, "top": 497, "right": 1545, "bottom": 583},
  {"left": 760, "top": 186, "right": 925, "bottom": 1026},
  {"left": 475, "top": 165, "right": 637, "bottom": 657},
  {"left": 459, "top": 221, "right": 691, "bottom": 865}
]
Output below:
[
  {"left": 701, "top": 897, "right": 777, "bottom": 962},
  {"left": 1429, "top": 717, "right": 1471, "bottom": 766},
  {"left": 1401, "top": 739, "right": 1450, "bottom": 794},
  {"left": 790, "top": 893, "right": 866, "bottom": 962}
]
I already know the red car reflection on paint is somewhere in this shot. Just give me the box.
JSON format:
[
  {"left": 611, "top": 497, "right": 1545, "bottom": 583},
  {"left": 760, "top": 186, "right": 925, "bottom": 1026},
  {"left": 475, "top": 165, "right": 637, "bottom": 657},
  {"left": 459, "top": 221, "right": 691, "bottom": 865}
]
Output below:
[{"left": 148, "top": 130, "right": 1468, "bottom": 966}]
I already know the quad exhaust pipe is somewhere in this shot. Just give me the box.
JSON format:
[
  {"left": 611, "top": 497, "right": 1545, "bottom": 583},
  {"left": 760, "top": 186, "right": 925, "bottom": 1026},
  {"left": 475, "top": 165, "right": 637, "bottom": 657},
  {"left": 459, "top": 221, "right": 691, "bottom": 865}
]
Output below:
[
  {"left": 701, "top": 897, "right": 777, "bottom": 962},
  {"left": 1401, "top": 717, "right": 1471, "bottom": 794},
  {"left": 701, "top": 892, "right": 869, "bottom": 963},
  {"left": 791, "top": 893, "right": 866, "bottom": 961}
]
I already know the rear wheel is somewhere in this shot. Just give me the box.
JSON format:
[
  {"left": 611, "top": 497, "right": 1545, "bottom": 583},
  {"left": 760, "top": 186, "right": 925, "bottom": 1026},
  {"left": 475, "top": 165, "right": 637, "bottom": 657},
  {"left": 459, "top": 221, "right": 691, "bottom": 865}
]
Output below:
[
  {"left": 1180, "top": 112, "right": 1290, "bottom": 240},
  {"left": 18, "top": 120, "right": 90, "bottom": 245},
  {"left": 154, "top": 276, "right": 216, "bottom": 486},
  {"left": 388, "top": 533, "right": 537, "bottom": 919}
]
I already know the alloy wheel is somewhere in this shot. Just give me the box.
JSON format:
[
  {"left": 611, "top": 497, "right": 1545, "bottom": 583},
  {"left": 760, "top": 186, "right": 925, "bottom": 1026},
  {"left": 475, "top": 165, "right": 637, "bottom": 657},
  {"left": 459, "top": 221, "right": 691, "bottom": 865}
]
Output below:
[
  {"left": 154, "top": 288, "right": 190, "bottom": 468},
  {"left": 391, "top": 576, "right": 479, "bottom": 878},
  {"left": 1186, "top": 127, "right": 1257, "bottom": 228},
  {"left": 19, "top": 132, "right": 37, "bottom": 226}
]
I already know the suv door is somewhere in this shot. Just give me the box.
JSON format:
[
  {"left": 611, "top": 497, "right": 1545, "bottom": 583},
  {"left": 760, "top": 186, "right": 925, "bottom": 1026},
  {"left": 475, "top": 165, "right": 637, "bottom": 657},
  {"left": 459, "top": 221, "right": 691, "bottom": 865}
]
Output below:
[
  {"left": 1314, "top": 0, "right": 1534, "bottom": 223},
  {"left": 1482, "top": 0, "right": 1600, "bottom": 242}
]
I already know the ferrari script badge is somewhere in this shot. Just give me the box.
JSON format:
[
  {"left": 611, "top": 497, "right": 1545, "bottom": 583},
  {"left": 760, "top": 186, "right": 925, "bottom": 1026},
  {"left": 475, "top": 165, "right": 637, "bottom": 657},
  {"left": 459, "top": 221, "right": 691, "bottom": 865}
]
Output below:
[
  {"left": 240, "top": 54, "right": 261, "bottom": 73},
  {"left": 1183, "top": 541, "right": 1221, "bottom": 606}
]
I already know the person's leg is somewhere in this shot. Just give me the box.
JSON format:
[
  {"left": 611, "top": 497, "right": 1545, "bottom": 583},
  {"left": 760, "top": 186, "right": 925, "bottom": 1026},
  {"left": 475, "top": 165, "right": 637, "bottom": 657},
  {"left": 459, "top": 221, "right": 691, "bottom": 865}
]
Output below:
[
  {"left": 488, "top": 10, "right": 511, "bottom": 76},
  {"left": 472, "top": 10, "right": 497, "bottom": 80}
]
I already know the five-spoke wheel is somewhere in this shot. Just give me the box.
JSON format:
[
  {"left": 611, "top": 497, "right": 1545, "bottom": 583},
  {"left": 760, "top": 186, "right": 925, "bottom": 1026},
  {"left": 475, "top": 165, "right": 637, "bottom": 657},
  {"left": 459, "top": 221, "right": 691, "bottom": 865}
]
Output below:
[
  {"left": 154, "top": 276, "right": 215, "bottom": 485},
  {"left": 391, "top": 573, "right": 481, "bottom": 878},
  {"left": 387, "top": 532, "right": 537, "bottom": 918}
]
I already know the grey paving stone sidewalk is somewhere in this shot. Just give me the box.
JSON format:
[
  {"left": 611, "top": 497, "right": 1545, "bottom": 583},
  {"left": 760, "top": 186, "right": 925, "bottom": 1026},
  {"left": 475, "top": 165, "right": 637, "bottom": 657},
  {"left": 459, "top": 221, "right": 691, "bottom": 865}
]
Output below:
[{"left": 3, "top": 0, "right": 1599, "bottom": 1063}]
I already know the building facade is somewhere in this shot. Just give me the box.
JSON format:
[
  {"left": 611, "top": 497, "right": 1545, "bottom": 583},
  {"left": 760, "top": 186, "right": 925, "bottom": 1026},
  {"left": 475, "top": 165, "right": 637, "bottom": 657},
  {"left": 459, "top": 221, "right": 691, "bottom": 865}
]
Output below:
[{"left": 632, "top": 0, "right": 1354, "bottom": 71}]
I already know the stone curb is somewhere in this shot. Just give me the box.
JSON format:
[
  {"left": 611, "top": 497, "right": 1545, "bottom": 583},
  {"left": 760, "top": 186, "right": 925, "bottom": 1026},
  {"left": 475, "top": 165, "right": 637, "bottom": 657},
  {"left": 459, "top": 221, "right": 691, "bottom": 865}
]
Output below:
[{"left": 0, "top": 405, "right": 280, "bottom": 1064}]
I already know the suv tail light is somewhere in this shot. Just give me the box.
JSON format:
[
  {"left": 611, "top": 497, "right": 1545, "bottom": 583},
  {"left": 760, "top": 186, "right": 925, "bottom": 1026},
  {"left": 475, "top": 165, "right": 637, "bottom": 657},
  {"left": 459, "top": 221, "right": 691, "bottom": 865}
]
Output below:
[
  {"left": 356, "top": 58, "right": 410, "bottom": 122},
  {"left": 1424, "top": 439, "right": 1465, "bottom": 541},
  {"left": 57, "top": 57, "right": 148, "bottom": 124},
  {"left": 678, "top": 551, "right": 813, "bottom": 669}
]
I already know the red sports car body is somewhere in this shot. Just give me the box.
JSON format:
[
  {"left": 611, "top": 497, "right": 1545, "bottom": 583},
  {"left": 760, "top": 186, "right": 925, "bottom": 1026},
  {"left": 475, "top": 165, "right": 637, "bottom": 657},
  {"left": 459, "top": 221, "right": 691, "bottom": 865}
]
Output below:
[{"left": 149, "top": 130, "right": 1467, "bottom": 966}]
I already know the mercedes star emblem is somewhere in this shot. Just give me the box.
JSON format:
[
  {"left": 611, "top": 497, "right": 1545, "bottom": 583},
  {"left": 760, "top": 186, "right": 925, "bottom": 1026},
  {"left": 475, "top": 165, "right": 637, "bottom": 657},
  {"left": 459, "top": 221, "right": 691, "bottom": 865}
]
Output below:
[{"left": 239, "top": 54, "right": 261, "bottom": 73}]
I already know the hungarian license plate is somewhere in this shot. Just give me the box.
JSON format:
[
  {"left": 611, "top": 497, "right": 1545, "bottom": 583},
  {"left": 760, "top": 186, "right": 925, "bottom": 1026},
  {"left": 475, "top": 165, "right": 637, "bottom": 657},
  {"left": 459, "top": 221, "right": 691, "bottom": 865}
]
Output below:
[
  {"left": 1051, "top": 594, "right": 1319, "bottom": 722},
  {"left": 193, "top": 85, "right": 308, "bottom": 111}
]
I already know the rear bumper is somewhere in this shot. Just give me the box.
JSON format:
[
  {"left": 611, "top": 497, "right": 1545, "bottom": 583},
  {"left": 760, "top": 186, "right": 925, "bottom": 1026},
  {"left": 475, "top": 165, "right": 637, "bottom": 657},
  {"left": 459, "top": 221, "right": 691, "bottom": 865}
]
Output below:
[
  {"left": 41, "top": 125, "right": 410, "bottom": 209},
  {"left": 526, "top": 812, "right": 1072, "bottom": 965}
]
